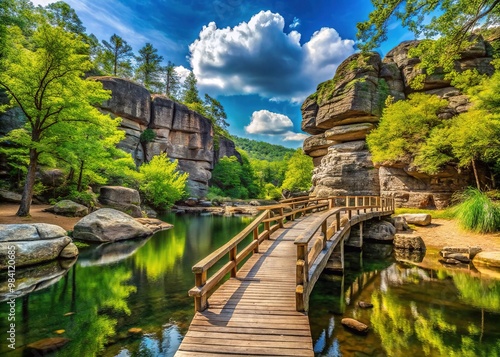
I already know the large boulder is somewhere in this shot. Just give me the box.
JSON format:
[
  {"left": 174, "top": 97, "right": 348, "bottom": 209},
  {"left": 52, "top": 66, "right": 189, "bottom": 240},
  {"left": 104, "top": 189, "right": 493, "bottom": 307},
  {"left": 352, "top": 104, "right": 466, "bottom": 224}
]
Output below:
[
  {"left": 472, "top": 252, "right": 500, "bottom": 269},
  {"left": 0, "top": 190, "right": 22, "bottom": 203},
  {"left": 393, "top": 233, "right": 426, "bottom": 251},
  {"left": 397, "top": 213, "right": 431, "bottom": 226},
  {"left": 361, "top": 220, "right": 396, "bottom": 241},
  {"left": 215, "top": 136, "right": 242, "bottom": 163},
  {"left": 52, "top": 200, "right": 88, "bottom": 217},
  {"left": 99, "top": 186, "right": 142, "bottom": 218},
  {"left": 0, "top": 224, "right": 75, "bottom": 269},
  {"left": 324, "top": 123, "right": 375, "bottom": 142},
  {"left": 73, "top": 208, "right": 153, "bottom": 242}
]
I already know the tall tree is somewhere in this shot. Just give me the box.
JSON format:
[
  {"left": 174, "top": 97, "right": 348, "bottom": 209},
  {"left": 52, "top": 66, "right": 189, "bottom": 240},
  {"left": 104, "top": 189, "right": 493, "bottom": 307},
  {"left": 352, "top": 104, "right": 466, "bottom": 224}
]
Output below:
[
  {"left": 0, "top": 24, "right": 112, "bottom": 216},
  {"left": 204, "top": 94, "right": 229, "bottom": 131},
  {"left": 181, "top": 71, "right": 202, "bottom": 104},
  {"left": 135, "top": 43, "right": 163, "bottom": 92},
  {"left": 357, "top": 0, "right": 500, "bottom": 74},
  {"left": 101, "top": 34, "right": 134, "bottom": 77},
  {"left": 164, "top": 61, "right": 180, "bottom": 100},
  {"left": 281, "top": 149, "right": 314, "bottom": 192},
  {"left": 44, "top": 1, "right": 85, "bottom": 34}
]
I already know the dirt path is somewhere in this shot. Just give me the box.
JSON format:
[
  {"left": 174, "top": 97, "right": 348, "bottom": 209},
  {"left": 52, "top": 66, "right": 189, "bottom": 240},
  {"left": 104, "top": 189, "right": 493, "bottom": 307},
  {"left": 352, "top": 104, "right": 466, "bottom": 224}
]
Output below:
[
  {"left": 414, "top": 218, "right": 500, "bottom": 251},
  {"left": 0, "top": 204, "right": 80, "bottom": 231}
]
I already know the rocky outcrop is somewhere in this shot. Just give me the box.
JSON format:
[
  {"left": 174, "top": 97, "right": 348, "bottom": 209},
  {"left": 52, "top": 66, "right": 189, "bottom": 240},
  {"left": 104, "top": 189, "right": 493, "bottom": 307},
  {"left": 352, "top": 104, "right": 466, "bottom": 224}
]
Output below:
[
  {"left": 93, "top": 77, "right": 239, "bottom": 198},
  {"left": 393, "top": 233, "right": 426, "bottom": 251},
  {"left": 303, "top": 37, "right": 496, "bottom": 207},
  {"left": 99, "top": 186, "right": 142, "bottom": 217},
  {"left": 73, "top": 208, "right": 152, "bottom": 242},
  {"left": 0, "top": 224, "right": 77, "bottom": 269}
]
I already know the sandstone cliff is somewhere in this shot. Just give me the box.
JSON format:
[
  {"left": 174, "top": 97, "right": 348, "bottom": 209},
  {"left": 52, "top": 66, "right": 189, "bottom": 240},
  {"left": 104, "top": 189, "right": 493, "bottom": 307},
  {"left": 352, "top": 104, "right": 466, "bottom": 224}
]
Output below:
[
  {"left": 302, "top": 37, "right": 497, "bottom": 208},
  {"left": 95, "top": 77, "right": 240, "bottom": 198}
]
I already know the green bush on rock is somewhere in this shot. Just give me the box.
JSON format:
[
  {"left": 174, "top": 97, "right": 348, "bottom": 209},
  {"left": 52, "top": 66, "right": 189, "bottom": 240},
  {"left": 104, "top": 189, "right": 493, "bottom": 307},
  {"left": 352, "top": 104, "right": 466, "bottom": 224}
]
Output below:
[{"left": 138, "top": 154, "right": 188, "bottom": 210}]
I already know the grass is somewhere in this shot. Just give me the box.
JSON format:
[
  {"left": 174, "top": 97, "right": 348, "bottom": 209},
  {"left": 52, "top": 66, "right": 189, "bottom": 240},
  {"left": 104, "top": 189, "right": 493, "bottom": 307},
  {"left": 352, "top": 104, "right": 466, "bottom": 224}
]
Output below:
[
  {"left": 452, "top": 188, "right": 500, "bottom": 233},
  {"left": 394, "top": 207, "right": 455, "bottom": 220},
  {"left": 73, "top": 240, "right": 90, "bottom": 248}
]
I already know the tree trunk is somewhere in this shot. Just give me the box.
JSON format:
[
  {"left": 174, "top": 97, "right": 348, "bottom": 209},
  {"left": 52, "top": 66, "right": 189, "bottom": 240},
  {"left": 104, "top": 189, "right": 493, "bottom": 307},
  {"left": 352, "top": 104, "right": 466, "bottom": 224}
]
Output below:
[
  {"left": 16, "top": 148, "right": 38, "bottom": 216},
  {"left": 77, "top": 160, "right": 84, "bottom": 192},
  {"left": 471, "top": 158, "right": 481, "bottom": 190}
]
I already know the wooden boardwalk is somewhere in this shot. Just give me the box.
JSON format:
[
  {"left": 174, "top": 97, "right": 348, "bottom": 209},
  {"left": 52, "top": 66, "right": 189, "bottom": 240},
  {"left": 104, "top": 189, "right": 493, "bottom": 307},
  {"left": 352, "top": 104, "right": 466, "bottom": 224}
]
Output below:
[
  {"left": 175, "top": 216, "right": 316, "bottom": 356},
  {"left": 175, "top": 196, "right": 394, "bottom": 356}
]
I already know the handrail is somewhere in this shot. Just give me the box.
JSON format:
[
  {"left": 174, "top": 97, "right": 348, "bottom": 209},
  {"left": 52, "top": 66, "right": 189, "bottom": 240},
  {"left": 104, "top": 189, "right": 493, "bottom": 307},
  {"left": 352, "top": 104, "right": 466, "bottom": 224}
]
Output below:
[
  {"left": 294, "top": 195, "right": 395, "bottom": 311},
  {"left": 188, "top": 198, "right": 331, "bottom": 312}
]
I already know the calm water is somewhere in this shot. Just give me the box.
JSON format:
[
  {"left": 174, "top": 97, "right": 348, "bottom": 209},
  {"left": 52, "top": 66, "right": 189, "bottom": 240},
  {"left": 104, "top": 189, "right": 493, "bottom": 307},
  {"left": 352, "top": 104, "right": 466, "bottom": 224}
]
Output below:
[
  {"left": 309, "top": 245, "right": 500, "bottom": 357},
  {"left": 0, "top": 213, "right": 254, "bottom": 357},
  {"left": 1, "top": 215, "right": 500, "bottom": 357}
]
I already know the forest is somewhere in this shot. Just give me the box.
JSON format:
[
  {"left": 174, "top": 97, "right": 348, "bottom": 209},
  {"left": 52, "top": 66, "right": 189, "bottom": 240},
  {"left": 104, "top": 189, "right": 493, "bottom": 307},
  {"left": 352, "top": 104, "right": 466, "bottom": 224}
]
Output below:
[{"left": 0, "top": 0, "right": 313, "bottom": 217}]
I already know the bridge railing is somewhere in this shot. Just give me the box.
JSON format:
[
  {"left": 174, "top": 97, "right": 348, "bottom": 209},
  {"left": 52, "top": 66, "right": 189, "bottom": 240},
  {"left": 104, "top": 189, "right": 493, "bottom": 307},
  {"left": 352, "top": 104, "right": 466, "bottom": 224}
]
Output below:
[
  {"left": 188, "top": 196, "right": 330, "bottom": 312},
  {"left": 294, "top": 195, "right": 395, "bottom": 311}
]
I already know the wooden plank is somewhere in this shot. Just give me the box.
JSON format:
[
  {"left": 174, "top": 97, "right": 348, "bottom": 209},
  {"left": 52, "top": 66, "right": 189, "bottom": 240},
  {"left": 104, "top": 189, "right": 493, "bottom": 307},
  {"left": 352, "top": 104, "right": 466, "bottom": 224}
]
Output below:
[{"left": 178, "top": 342, "right": 313, "bottom": 356}]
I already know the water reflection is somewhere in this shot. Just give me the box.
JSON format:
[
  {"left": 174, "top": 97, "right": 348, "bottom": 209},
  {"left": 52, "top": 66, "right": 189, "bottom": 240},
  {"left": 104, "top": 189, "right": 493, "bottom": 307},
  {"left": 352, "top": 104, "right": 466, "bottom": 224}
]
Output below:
[
  {"left": 0, "top": 213, "right": 252, "bottom": 356},
  {"left": 310, "top": 245, "right": 500, "bottom": 357}
]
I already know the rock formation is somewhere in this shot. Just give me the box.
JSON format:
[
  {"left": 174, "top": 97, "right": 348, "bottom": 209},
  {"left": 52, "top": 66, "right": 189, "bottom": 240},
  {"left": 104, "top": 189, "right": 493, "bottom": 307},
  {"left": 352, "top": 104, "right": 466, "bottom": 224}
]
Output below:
[
  {"left": 302, "top": 37, "right": 497, "bottom": 208},
  {"left": 94, "top": 77, "right": 239, "bottom": 198}
]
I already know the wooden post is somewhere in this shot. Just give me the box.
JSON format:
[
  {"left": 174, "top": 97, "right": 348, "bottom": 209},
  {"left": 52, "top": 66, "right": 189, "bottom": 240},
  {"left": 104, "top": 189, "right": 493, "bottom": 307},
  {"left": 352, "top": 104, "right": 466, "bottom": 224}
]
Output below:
[
  {"left": 296, "top": 243, "right": 308, "bottom": 312},
  {"left": 253, "top": 227, "right": 259, "bottom": 253},
  {"left": 336, "top": 212, "right": 341, "bottom": 231},
  {"left": 194, "top": 271, "right": 207, "bottom": 312},
  {"left": 359, "top": 221, "right": 363, "bottom": 249},
  {"left": 279, "top": 207, "right": 284, "bottom": 228},
  {"left": 322, "top": 220, "right": 327, "bottom": 248},
  {"left": 329, "top": 197, "right": 334, "bottom": 209},
  {"left": 229, "top": 247, "right": 237, "bottom": 277}
]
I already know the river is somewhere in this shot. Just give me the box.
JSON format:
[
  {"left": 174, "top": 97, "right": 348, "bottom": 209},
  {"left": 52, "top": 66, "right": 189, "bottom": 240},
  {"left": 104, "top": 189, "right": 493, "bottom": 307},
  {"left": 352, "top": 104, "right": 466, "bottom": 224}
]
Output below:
[{"left": 1, "top": 214, "right": 499, "bottom": 356}]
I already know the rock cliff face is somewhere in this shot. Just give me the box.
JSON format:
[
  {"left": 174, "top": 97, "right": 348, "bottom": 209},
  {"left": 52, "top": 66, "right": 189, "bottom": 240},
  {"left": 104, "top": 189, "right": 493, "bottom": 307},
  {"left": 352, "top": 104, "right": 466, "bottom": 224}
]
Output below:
[
  {"left": 95, "top": 77, "right": 239, "bottom": 198},
  {"left": 303, "top": 37, "right": 496, "bottom": 208}
]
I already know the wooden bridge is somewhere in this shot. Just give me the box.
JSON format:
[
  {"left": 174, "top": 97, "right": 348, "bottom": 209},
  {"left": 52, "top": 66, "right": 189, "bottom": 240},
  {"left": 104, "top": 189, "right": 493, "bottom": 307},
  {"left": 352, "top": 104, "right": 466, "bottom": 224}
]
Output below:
[{"left": 175, "top": 196, "right": 394, "bottom": 356}]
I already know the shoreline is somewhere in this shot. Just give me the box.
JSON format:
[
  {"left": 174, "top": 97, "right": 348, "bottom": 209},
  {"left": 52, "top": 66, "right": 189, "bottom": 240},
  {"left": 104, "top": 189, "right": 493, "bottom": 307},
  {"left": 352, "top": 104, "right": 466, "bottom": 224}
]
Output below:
[{"left": 1, "top": 203, "right": 499, "bottom": 251}]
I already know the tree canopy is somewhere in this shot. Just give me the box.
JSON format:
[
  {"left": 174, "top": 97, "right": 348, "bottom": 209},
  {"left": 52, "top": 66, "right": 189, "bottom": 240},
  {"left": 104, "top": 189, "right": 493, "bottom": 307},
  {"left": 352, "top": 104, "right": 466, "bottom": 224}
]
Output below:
[
  {"left": 135, "top": 43, "right": 164, "bottom": 92},
  {"left": 0, "top": 23, "right": 120, "bottom": 216},
  {"left": 100, "top": 34, "right": 134, "bottom": 77},
  {"left": 357, "top": 0, "right": 500, "bottom": 74}
]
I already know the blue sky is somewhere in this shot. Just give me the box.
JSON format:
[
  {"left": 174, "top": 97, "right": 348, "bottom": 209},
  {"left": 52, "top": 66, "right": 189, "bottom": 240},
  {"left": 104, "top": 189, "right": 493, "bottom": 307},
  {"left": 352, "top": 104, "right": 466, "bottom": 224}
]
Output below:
[{"left": 33, "top": 0, "right": 413, "bottom": 147}]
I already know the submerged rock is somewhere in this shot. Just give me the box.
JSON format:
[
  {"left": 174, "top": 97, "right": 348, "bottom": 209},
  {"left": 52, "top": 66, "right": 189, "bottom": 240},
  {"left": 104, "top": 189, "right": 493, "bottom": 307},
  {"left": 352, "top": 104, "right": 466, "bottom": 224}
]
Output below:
[
  {"left": 341, "top": 317, "right": 369, "bottom": 334},
  {"left": 473, "top": 252, "right": 500, "bottom": 269},
  {"left": 27, "top": 337, "right": 70, "bottom": 353}
]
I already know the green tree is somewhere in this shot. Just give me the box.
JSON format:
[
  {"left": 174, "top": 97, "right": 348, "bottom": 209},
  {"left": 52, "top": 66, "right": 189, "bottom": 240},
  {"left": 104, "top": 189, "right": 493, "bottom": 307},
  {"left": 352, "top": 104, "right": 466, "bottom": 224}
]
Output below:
[
  {"left": 210, "top": 156, "right": 244, "bottom": 198},
  {"left": 100, "top": 34, "right": 134, "bottom": 77},
  {"left": 0, "top": 24, "right": 112, "bottom": 216},
  {"left": 281, "top": 149, "right": 314, "bottom": 192},
  {"left": 357, "top": 0, "right": 500, "bottom": 76},
  {"left": 0, "top": 0, "right": 35, "bottom": 59},
  {"left": 181, "top": 71, "right": 202, "bottom": 104},
  {"left": 366, "top": 93, "right": 448, "bottom": 166},
  {"left": 44, "top": 1, "right": 85, "bottom": 34},
  {"left": 164, "top": 61, "right": 181, "bottom": 100},
  {"left": 139, "top": 154, "right": 188, "bottom": 209},
  {"left": 135, "top": 42, "right": 163, "bottom": 92}
]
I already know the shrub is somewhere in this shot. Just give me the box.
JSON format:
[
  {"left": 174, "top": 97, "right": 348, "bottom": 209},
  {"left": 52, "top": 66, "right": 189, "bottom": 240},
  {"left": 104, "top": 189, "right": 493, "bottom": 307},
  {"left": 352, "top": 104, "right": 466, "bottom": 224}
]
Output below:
[
  {"left": 138, "top": 154, "right": 189, "bottom": 210},
  {"left": 452, "top": 188, "right": 500, "bottom": 233}
]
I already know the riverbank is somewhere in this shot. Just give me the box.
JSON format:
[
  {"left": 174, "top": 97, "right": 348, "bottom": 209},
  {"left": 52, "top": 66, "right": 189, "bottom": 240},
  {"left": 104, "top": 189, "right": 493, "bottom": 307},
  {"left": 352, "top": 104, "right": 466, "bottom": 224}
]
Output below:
[{"left": 1, "top": 204, "right": 499, "bottom": 251}]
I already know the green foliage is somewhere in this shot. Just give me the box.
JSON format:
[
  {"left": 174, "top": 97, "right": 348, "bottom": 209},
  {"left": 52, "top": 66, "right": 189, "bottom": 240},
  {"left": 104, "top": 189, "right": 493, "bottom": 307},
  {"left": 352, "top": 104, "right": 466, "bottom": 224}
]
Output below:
[
  {"left": 263, "top": 183, "right": 282, "bottom": 200},
  {"left": 357, "top": 0, "right": 500, "bottom": 77},
  {"left": 138, "top": 154, "right": 188, "bottom": 210},
  {"left": 367, "top": 93, "right": 448, "bottom": 166},
  {"left": 210, "top": 153, "right": 260, "bottom": 199},
  {"left": 66, "top": 188, "right": 97, "bottom": 208},
  {"left": 281, "top": 149, "right": 314, "bottom": 192},
  {"left": 135, "top": 43, "right": 164, "bottom": 92},
  {"left": 232, "top": 136, "right": 294, "bottom": 161},
  {"left": 451, "top": 188, "right": 500, "bottom": 233},
  {"left": 139, "top": 128, "right": 156, "bottom": 143}
]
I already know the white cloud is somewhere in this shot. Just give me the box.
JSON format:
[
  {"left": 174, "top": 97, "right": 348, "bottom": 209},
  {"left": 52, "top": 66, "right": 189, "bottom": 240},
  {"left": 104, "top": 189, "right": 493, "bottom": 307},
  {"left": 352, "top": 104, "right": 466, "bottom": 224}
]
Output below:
[
  {"left": 283, "top": 132, "right": 309, "bottom": 141},
  {"left": 289, "top": 17, "right": 301, "bottom": 29},
  {"left": 244, "top": 110, "right": 308, "bottom": 143},
  {"left": 245, "top": 110, "right": 293, "bottom": 135},
  {"left": 189, "top": 11, "right": 355, "bottom": 102},
  {"left": 175, "top": 65, "right": 191, "bottom": 84}
]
